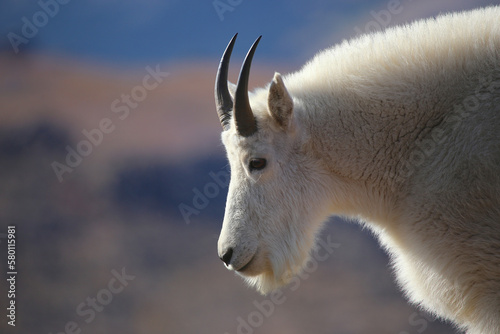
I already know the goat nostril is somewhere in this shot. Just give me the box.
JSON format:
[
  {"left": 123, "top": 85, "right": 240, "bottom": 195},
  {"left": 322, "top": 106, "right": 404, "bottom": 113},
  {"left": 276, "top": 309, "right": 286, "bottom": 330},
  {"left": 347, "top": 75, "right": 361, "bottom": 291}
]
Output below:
[{"left": 220, "top": 247, "right": 233, "bottom": 266}]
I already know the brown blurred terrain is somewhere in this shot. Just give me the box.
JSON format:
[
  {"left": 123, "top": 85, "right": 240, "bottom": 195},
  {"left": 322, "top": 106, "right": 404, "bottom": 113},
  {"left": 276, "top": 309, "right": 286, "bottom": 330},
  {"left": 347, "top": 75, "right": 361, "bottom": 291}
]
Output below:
[{"left": 0, "top": 51, "right": 457, "bottom": 334}]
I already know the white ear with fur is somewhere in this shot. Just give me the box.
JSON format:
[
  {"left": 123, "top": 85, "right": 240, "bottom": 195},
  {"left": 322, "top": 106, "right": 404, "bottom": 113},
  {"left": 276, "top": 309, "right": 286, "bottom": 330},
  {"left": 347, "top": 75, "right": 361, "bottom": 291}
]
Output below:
[{"left": 268, "top": 72, "right": 293, "bottom": 129}]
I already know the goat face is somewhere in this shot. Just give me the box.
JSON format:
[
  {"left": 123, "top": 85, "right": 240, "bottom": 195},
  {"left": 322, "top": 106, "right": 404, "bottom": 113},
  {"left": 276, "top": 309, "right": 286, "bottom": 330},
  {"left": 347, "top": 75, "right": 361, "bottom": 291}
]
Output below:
[{"left": 215, "top": 35, "right": 331, "bottom": 294}]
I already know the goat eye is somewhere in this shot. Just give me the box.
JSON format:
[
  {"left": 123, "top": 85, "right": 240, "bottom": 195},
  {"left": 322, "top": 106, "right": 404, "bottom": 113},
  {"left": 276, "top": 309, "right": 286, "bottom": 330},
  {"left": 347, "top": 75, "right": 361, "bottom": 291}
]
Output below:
[{"left": 249, "top": 158, "right": 267, "bottom": 171}]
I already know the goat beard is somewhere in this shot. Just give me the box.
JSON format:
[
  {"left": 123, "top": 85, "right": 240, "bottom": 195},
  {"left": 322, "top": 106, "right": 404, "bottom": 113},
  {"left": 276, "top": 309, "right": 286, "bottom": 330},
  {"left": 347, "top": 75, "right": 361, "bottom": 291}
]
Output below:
[{"left": 240, "top": 235, "right": 317, "bottom": 295}]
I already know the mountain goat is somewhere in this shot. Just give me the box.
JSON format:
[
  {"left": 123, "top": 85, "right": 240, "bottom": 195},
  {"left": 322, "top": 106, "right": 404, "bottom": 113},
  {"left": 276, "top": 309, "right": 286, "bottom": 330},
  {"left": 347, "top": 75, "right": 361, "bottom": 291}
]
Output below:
[{"left": 215, "top": 6, "right": 500, "bottom": 333}]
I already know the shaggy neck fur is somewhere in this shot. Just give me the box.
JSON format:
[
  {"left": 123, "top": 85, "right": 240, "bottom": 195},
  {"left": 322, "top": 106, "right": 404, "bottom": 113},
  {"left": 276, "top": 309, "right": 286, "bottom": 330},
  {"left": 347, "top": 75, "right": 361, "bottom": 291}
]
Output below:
[
  {"left": 285, "top": 7, "right": 499, "bottom": 220},
  {"left": 282, "top": 7, "right": 500, "bottom": 333}
]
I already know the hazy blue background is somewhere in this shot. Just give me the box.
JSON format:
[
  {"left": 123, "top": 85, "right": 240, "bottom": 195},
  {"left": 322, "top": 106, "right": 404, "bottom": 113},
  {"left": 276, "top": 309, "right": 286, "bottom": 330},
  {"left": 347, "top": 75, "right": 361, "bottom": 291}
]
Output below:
[
  {"left": 0, "top": 1, "right": 497, "bottom": 333},
  {"left": 1, "top": 0, "right": 496, "bottom": 64}
]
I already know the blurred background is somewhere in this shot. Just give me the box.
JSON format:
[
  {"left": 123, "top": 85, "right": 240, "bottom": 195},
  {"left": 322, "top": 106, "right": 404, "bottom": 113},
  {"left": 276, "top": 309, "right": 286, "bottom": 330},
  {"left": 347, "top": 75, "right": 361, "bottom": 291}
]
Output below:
[{"left": 0, "top": 1, "right": 497, "bottom": 333}]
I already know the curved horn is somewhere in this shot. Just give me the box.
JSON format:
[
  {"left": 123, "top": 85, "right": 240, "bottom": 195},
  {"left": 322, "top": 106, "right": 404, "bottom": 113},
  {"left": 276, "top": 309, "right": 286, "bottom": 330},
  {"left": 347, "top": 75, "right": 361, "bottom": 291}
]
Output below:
[
  {"left": 215, "top": 33, "right": 238, "bottom": 130},
  {"left": 234, "top": 36, "right": 261, "bottom": 137}
]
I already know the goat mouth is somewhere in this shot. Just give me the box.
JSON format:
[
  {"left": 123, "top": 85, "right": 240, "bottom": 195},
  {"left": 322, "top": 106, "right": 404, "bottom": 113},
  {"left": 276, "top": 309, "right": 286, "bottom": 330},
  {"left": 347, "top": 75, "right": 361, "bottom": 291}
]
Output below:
[{"left": 235, "top": 254, "right": 255, "bottom": 273}]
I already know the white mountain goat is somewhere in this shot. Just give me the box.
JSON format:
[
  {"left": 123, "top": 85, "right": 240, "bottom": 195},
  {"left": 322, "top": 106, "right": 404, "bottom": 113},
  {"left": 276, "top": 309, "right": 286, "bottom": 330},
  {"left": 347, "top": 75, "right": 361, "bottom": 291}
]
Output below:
[{"left": 215, "top": 6, "right": 500, "bottom": 333}]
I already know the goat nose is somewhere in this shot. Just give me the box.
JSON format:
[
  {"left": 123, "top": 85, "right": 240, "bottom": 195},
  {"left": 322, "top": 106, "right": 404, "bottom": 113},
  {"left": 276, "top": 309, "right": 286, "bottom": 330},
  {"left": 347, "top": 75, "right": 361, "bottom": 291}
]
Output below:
[{"left": 219, "top": 247, "right": 233, "bottom": 266}]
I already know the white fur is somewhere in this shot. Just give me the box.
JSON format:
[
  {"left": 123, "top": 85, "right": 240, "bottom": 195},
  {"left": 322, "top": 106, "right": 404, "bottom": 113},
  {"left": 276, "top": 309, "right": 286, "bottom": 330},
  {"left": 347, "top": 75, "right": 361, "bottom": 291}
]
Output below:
[{"left": 217, "top": 6, "right": 500, "bottom": 333}]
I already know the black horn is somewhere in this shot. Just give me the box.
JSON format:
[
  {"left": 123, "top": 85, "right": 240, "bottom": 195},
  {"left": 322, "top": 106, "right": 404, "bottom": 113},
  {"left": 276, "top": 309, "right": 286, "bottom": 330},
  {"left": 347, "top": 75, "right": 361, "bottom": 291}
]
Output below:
[
  {"left": 234, "top": 36, "right": 261, "bottom": 137},
  {"left": 215, "top": 33, "right": 238, "bottom": 130}
]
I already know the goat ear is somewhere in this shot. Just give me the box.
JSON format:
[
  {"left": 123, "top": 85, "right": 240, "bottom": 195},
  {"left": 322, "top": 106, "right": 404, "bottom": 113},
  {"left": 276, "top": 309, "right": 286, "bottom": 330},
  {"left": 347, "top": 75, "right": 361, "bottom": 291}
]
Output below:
[{"left": 268, "top": 72, "right": 293, "bottom": 129}]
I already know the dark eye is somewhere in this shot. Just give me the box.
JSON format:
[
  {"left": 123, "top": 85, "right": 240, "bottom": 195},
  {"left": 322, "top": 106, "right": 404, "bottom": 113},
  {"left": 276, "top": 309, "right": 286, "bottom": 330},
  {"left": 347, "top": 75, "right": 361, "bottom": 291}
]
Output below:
[{"left": 249, "top": 158, "right": 267, "bottom": 171}]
